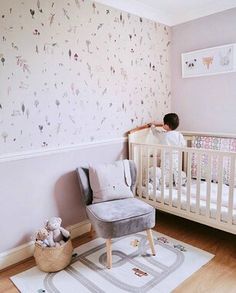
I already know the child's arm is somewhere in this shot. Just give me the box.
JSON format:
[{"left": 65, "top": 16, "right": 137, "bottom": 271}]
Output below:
[
  {"left": 129, "top": 122, "right": 163, "bottom": 134},
  {"left": 128, "top": 124, "right": 150, "bottom": 134},
  {"left": 147, "top": 122, "right": 163, "bottom": 127}
]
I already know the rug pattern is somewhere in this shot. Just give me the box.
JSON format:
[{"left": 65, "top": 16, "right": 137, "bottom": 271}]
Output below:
[{"left": 11, "top": 231, "right": 214, "bottom": 293}]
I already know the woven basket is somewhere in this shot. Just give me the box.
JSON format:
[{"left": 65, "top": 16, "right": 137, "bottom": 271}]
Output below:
[{"left": 34, "top": 238, "right": 73, "bottom": 272}]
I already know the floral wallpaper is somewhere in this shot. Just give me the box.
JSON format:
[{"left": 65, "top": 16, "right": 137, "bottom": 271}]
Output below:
[{"left": 0, "top": 0, "right": 171, "bottom": 154}]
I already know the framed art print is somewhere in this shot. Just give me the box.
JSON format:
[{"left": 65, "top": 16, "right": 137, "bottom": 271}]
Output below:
[{"left": 181, "top": 43, "right": 236, "bottom": 78}]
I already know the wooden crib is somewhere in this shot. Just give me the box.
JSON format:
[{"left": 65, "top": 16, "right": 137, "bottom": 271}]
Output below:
[{"left": 129, "top": 128, "right": 236, "bottom": 234}]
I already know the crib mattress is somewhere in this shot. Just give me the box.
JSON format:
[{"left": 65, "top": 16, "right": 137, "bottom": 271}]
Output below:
[{"left": 137, "top": 180, "right": 236, "bottom": 225}]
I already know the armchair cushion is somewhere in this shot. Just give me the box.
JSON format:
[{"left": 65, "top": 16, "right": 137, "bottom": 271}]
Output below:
[
  {"left": 89, "top": 160, "right": 134, "bottom": 203},
  {"left": 86, "top": 198, "right": 155, "bottom": 238}
]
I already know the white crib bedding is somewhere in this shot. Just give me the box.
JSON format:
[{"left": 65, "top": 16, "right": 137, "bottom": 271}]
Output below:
[{"left": 137, "top": 180, "right": 236, "bottom": 225}]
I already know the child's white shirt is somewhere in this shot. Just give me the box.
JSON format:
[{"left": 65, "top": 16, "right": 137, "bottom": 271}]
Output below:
[
  {"left": 150, "top": 125, "right": 186, "bottom": 147},
  {"left": 150, "top": 125, "right": 186, "bottom": 188}
]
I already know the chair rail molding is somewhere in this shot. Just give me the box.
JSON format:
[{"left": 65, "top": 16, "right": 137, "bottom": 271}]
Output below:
[{"left": 0, "top": 137, "right": 128, "bottom": 163}]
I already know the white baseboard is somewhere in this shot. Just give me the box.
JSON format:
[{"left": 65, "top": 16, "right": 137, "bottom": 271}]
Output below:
[
  {"left": 67, "top": 219, "right": 91, "bottom": 239},
  {"left": 0, "top": 241, "right": 35, "bottom": 272},
  {"left": 0, "top": 219, "right": 91, "bottom": 271}
]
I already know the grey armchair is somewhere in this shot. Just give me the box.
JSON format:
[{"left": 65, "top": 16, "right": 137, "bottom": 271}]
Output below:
[{"left": 76, "top": 160, "right": 156, "bottom": 269}]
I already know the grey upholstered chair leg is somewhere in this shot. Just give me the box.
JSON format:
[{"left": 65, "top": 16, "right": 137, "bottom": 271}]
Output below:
[
  {"left": 107, "top": 230, "right": 155, "bottom": 269},
  {"left": 146, "top": 229, "right": 156, "bottom": 255},
  {"left": 106, "top": 239, "right": 112, "bottom": 269},
  {"left": 90, "top": 225, "right": 94, "bottom": 237}
]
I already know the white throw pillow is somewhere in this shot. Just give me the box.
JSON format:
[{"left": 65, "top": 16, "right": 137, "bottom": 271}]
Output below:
[{"left": 89, "top": 160, "right": 134, "bottom": 203}]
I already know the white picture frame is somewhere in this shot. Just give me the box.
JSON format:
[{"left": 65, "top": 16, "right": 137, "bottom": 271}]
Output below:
[{"left": 181, "top": 43, "right": 236, "bottom": 78}]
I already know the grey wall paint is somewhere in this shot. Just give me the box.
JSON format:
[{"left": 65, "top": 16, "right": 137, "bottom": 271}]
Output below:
[
  {"left": 0, "top": 141, "right": 127, "bottom": 253},
  {"left": 171, "top": 8, "right": 236, "bottom": 134}
]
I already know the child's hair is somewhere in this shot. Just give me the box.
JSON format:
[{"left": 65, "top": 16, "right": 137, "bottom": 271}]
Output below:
[{"left": 163, "top": 113, "right": 179, "bottom": 130}]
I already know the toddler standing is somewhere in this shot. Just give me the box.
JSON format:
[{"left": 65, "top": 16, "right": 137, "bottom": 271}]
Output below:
[{"left": 148, "top": 113, "right": 186, "bottom": 188}]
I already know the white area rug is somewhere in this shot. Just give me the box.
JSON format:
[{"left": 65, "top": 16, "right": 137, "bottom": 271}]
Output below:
[{"left": 11, "top": 231, "right": 214, "bottom": 293}]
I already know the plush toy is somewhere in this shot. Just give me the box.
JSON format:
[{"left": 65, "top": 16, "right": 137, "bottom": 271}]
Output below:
[
  {"left": 148, "top": 166, "right": 162, "bottom": 189},
  {"left": 46, "top": 217, "right": 70, "bottom": 247},
  {"left": 35, "top": 228, "right": 50, "bottom": 247}
]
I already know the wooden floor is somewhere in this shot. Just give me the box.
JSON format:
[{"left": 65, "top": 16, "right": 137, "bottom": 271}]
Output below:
[{"left": 1, "top": 212, "right": 236, "bottom": 292}]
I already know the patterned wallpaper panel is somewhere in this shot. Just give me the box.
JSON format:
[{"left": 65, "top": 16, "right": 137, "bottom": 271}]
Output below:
[{"left": 0, "top": 0, "right": 171, "bottom": 154}]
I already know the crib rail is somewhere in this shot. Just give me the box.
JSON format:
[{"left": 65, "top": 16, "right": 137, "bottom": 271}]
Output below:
[{"left": 130, "top": 142, "right": 236, "bottom": 234}]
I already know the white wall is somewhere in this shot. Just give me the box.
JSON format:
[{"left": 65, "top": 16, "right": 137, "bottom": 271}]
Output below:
[{"left": 171, "top": 8, "right": 236, "bottom": 134}]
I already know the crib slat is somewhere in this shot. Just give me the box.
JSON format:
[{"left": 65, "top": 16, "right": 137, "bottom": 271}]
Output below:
[
  {"left": 206, "top": 153, "right": 212, "bottom": 219},
  {"left": 169, "top": 149, "right": 173, "bottom": 207},
  {"left": 216, "top": 154, "right": 223, "bottom": 222},
  {"left": 177, "top": 150, "right": 182, "bottom": 209},
  {"left": 132, "top": 143, "right": 135, "bottom": 159},
  {"left": 196, "top": 152, "right": 201, "bottom": 215},
  {"left": 161, "top": 148, "right": 165, "bottom": 205},
  {"left": 228, "top": 156, "right": 235, "bottom": 224},
  {"left": 138, "top": 145, "right": 143, "bottom": 199},
  {"left": 146, "top": 146, "right": 150, "bottom": 200},
  {"left": 132, "top": 144, "right": 138, "bottom": 194},
  {"left": 129, "top": 142, "right": 133, "bottom": 160},
  {"left": 186, "top": 151, "right": 192, "bottom": 213},
  {"left": 152, "top": 148, "right": 157, "bottom": 202}
]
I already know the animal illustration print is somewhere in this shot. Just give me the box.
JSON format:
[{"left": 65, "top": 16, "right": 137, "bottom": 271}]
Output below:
[
  {"left": 219, "top": 48, "right": 232, "bottom": 66},
  {"left": 202, "top": 56, "right": 213, "bottom": 69},
  {"left": 185, "top": 59, "right": 197, "bottom": 69}
]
